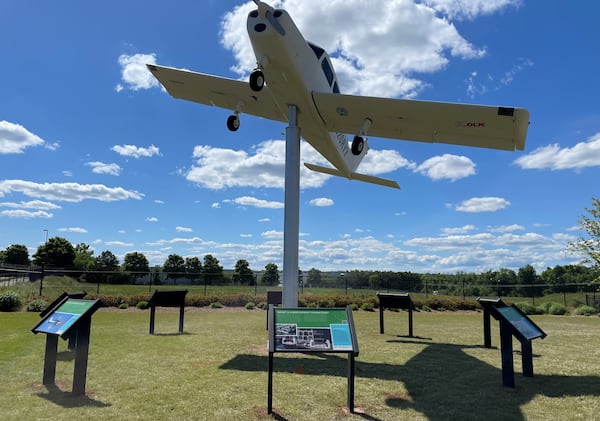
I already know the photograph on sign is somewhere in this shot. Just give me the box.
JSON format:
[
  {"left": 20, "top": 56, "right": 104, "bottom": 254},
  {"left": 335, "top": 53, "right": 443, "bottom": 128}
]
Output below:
[{"left": 274, "top": 308, "right": 353, "bottom": 352}]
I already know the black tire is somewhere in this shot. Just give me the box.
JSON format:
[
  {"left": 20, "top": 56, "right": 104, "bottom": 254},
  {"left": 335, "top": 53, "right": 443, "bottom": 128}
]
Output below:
[
  {"left": 351, "top": 136, "right": 364, "bottom": 155},
  {"left": 249, "top": 70, "right": 265, "bottom": 92},
  {"left": 227, "top": 115, "right": 240, "bottom": 131}
]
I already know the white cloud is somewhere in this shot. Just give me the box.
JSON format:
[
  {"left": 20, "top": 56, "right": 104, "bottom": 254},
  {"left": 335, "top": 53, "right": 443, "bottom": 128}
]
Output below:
[
  {"left": 423, "top": 0, "right": 522, "bottom": 21},
  {"left": 117, "top": 53, "right": 159, "bottom": 91},
  {"left": 58, "top": 227, "right": 88, "bottom": 233},
  {"left": 0, "top": 121, "right": 45, "bottom": 154},
  {"left": 0, "top": 180, "right": 143, "bottom": 202},
  {"left": 0, "top": 209, "right": 52, "bottom": 219},
  {"left": 455, "top": 197, "right": 510, "bottom": 212},
  {"left": 441, "top": 224, "right": 476, "bottom": 235},
  {"left": 309, "top": 197, "right": 334, "bottom": 207},
  {"left": 112, "top": 144, "right": 161, "bottom": 158},
  {"left": 514, "top": 132, "right": 600, "bottom": 170},
  {"left": 105, "top": 241, "right": 134, "bottom": 247},
  {"left": 415, "top": 154, "right": 476, "bottom": 181},
  {"left": 176, "top": 226, "right": 193, "bottom": 233},
  {"left": 488, "top": 224, "right": 524, "bottom": 233},
  {"left": 186, "top": 140, "right": 410, "bottom": 190},
  {"left": 0, "top": 200, "right": 61, "bottom": 210},
  {"left": 228, "top": 196, "right": 284, "bottom": 209},
  {"left": 86, "top": 161, "right": 122, "bottom": 176},
  {"left": 262, "top": 230, "right": 284, "bottom": 239},
  {"left": 146, "top": 217, "right": 158, "bottom": 222}
]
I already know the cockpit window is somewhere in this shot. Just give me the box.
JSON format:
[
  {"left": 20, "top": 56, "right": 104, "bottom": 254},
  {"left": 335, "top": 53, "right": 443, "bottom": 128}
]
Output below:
[
  {"left": 321, "top": 58, "right": 335, "bottom": 87},
  {"left": 332, "top": 82, "right": 340, "bottom": 94},
  {"left": 308, "top": 42, "right": 325, "bottom": 60}
]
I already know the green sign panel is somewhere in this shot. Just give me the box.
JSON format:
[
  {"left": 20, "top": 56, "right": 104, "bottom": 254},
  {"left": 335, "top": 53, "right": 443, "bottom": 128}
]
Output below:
[
  {"left": 273, "top": 308, "right": 356, "bottom": 352},
  {"left": 33, "top": 299, "right": 97, "bottom": 336}
]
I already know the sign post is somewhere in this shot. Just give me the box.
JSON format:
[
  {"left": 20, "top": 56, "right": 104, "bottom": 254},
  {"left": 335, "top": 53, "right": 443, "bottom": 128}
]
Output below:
[
  {"left": 267, "top": 306, "right": 359, "bottom": 414},
  {"left": 148, "top": 290, "right": 188, "bottom": 334},
  {"left": 377, "top": 292, "right": 414, "bottom": 337},
  {"left": 487, "top": 304, "right": 546, "bottom": 387},
  {"left": 32, "top": 298, "right": 101, "bottom": 396},
  {"left": 476, "top": 297, "right": 506, "bottom": 348}
]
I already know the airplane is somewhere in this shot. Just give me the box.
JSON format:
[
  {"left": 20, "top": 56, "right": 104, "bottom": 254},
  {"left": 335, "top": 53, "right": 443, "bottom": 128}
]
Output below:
[{"left": 147, "top": 0, "right": 529, "bottom": 189}]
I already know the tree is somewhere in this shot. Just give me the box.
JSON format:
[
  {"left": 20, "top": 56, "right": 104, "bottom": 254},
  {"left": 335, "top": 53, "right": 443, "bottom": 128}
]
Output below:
[
  {"left": 123, "top": 252, "right": 149, "bottom": 284},
  {"left": 233, "top": 259, "right": 254, "bottom": 285},
  {"left": 185, "top": 257, "right": 202, "bottom": 284},
  {"left": 32, "top": 237, "right": 75, "bottom": 268},
  {"left": 95, "top": 250, "right": 120, "bottom": 271},
  {"left": 91, "top": 250, "right": 121, "bottom": 283},
  {"left": 306, "top": 268, "right": 322, "bottom": 287},
  {"left": 262, "top": 263, "right": 279, "bottom": 286},
  {"left": 163, "top": 254, "right": 185, "bottom": 281},
  {"left": 1, "top": 244, "right": 30, "bottom": 265},
  {"left": 73, "top": 243, "right": 95, "bottom": 271},
  {"left": 517, "top": 264, "right": 538, "bottom": 297},
  {"left": 203, "top": 254, "right": 224, "bottom": 284},
  {"left": 568, "top": 197, "right": 600, "bottom": 267}
]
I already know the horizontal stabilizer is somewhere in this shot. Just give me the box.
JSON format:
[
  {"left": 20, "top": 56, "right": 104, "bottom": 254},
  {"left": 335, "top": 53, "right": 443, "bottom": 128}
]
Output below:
[{"left": 304, "top": 163, "right": 400, "bottom": 189}]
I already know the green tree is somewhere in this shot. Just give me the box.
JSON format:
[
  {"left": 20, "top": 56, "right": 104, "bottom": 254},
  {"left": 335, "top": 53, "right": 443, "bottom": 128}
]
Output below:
[
  {"left": 185, "top": 257, "right": 202, "bottom": 284},
  {"left": 73, "top": 243, "right": 95, "bottom": 271},
  {"left": 95, "top": 250, "right": 120, "bottom": 271},
  {"left": 163, "top": 254, "right": 185, "bottom": 281},
  {"left": 32, "top": 237, "right": 75, "bottom": 268},
  {"left": 1, "top": 244, "right": 30, "bottom": 265},
  {"left": 262, "top": 263, "right": 279, "bottom": 286},
  {"left": 568, "top": 197, "right": 600, "bottom": 267},
  {"left": 517, "top": 264, "right": 538, "bottom": 297},
  {"left": 123, "top": 252, "right": 149, "bottom": 284},
  {"left": 203, "top": 254, "right": 224, "bottom": 284},
  {"left": 233, "top": 259, "right": 254, "bottom": 285},
  {"left": 306, "top": 268, "right": 322, "bottom": 287}
]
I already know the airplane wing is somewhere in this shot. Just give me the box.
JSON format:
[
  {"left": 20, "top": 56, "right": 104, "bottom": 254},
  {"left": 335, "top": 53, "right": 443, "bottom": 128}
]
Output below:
[
  {"left": 147, "top": 64, "right": 287, "bottom": 123},
  {"left": 312, "top": 92, "right": 529, "bottom": 151}
]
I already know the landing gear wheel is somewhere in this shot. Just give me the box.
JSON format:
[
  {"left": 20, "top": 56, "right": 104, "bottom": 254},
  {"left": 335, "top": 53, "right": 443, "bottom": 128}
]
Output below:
[
  {"left": 351, "top": 136, "right": 364, "bottom": 155},
  {"left": 249, "top": 70, "right": 265, "bottom": 92},
  {"left": 227, "top": 114, "right": 240, "bottom": 131}
]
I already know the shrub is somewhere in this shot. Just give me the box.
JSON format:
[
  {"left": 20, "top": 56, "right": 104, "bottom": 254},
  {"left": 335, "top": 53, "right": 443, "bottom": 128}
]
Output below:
[
  {"left": 573, "top": 305, "right": 598, "bottom": 316},
  {"left": 136, "top": 300, "right": 149, "bottom": 310},
  {"left": 514, "top": 302, "right": 543, "bottom": 315},
  {"left": 548, "top": 303, "right": 566, "bottom": 315},
  {"left": 360, "top": 302, "right": 375, "bottom": 312},
  {"left": 245, "top": 301, "right": 255, "bottom": 310},
  {"left": 0, "top": 292, "right": 22, "bottom": 312},
  {"left": 118, "top": 303, "right": 129, "bottom": 310},
  {"left": 27, "top": 299, "right": 48, "bottom": 312},
  {"left": 210, "top": 301, "right": 224, "bottom": 309},
  {"left": 350, "top": 303, "right": 359, "bottom": 311},
  {"left": 257, "top": 301, "right": 268, "bottom": 310},
  {"left": 421, "top": 305, "right": 432, "bottom": 312}
]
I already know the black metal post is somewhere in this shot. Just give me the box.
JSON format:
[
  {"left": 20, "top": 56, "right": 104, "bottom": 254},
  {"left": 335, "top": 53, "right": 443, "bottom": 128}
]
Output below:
[{"left": 72, "top": 316, "right": 91, "bottom": 396}]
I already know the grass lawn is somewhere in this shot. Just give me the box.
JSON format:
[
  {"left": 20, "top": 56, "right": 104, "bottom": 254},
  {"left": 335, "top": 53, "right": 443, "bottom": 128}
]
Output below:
[{"left": 1, "top": 307, "right": 599, "bottom": 420}]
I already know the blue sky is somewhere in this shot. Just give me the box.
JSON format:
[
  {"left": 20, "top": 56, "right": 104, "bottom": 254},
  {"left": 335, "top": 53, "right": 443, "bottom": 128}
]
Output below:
[{"left": 1, "top": 0, "right": 599, "bottom": 274}]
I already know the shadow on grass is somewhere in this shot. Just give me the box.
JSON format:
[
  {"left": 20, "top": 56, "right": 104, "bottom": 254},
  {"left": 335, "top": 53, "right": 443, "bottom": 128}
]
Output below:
[
  {"left": 150, "top": 331, "right": 192, "bottom": 337},
  {"left": 221, "top": 339, "right": 600, "bottom": 420},
  {"left": 37, "top": 384, "right": 111, "bottom": 408}
]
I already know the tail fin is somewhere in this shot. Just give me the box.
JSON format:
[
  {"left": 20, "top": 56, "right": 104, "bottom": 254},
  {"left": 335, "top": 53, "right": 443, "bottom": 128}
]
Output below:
[{"left": 304, "top": 163, "right": 400, "bottom": 189}]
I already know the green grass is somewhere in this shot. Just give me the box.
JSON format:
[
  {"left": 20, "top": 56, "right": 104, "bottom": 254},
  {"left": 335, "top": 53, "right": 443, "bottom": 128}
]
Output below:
[{"left": 1, "top": 308, "right": 599, "bottom": 420}]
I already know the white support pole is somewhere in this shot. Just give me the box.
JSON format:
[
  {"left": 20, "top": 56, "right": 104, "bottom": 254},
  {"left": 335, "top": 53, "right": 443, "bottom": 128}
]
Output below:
[{"left": 282, "top": 104, "right": 300, "bottom": 307}]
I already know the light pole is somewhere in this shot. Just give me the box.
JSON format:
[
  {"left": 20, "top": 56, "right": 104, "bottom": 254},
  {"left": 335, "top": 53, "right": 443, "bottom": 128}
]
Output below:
[{"left": 341, "top": 272, "right": 347, "bottom": 296}]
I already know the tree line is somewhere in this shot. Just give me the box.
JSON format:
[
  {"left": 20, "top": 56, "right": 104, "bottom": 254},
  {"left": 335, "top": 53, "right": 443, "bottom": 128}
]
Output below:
[{"left": 2, "top": 197, "right": 599, "bottom": 293}]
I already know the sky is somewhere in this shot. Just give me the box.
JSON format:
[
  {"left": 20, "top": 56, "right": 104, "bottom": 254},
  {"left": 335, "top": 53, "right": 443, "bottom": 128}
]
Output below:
[{"left": 1, "top": 0, "right": 599, "bottom": 275}]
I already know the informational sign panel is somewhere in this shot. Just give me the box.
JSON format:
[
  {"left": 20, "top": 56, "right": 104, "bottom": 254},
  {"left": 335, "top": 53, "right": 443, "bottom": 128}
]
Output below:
[
  {"left": 272, "top": 308, "right": 357, "bottom": 353},
  {"left": 33, "top": 299, "right": 99, "bottom": 337},
  {"left": 267, "top": 306, "right": 359, "bottom": 414},
  {"left": 495, "top": 305, "right": 546, "bottom": 341}
]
